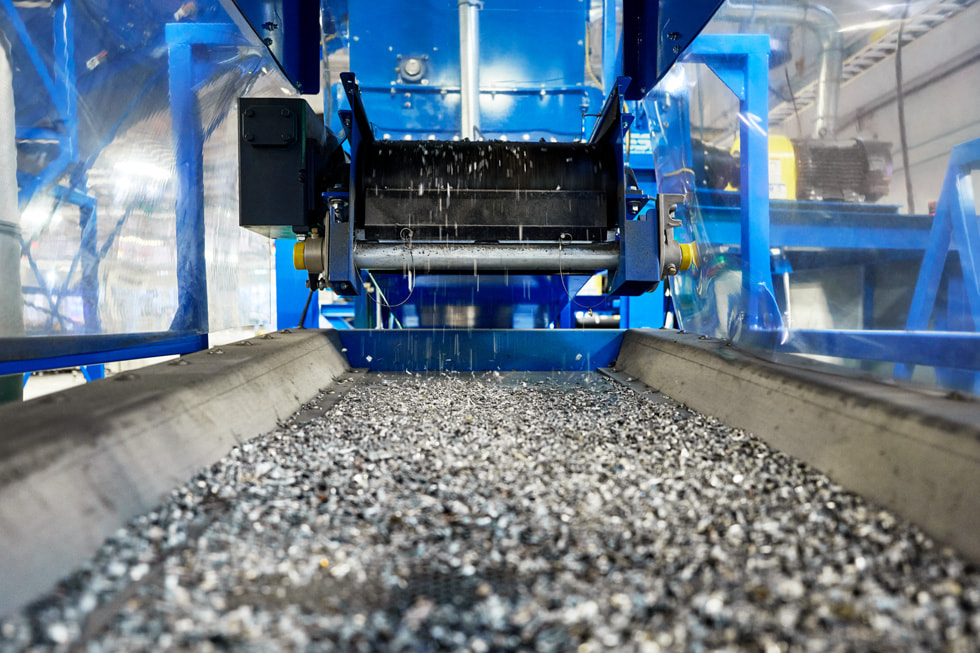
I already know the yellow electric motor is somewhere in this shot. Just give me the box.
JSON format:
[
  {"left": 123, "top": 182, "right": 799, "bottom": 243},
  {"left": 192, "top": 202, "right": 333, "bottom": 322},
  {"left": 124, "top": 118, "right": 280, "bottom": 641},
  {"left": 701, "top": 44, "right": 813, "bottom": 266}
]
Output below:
[{"left": 728, "top": 134, "right": 797, "bottom": 200}]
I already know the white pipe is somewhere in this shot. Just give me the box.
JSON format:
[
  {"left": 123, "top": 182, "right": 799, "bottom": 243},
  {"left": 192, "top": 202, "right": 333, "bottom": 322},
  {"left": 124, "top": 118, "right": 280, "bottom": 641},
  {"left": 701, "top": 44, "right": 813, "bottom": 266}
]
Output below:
[
  {"left": 723, "top": 1, "right": 842, "bottom": 139},
  {"left": 458, "top": 0, "right": 482, "bottom": 140},
  {"left": 0, "top": 43, "right": 24, "bottom": 340}
]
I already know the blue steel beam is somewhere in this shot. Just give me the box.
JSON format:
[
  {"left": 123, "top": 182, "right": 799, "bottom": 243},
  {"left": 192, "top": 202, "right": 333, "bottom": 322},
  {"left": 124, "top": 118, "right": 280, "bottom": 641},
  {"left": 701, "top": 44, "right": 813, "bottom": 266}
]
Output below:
[
  {"left": 0, "top": 333, "right": 208, "bottom": 376},
  {"left": 337, "top": 329, "right": 624, "bottom": 372}
]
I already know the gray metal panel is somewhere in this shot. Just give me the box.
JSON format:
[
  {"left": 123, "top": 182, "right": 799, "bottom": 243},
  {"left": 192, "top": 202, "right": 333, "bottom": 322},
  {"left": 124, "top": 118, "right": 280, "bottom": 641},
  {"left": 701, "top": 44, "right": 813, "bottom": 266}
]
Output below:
[
  {"left": 615, "top": 329, "right": 980, "bottom": 563},
  {"left": 0, "top": 330, "right": 351, "bottom": 616}
]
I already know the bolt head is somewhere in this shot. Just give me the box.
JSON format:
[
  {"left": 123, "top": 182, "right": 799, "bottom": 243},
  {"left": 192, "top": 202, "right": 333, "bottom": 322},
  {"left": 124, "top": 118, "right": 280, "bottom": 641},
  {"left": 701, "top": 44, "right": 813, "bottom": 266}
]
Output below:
[{"left": 402, "top": 57, "right": 423, "bottom": 77}]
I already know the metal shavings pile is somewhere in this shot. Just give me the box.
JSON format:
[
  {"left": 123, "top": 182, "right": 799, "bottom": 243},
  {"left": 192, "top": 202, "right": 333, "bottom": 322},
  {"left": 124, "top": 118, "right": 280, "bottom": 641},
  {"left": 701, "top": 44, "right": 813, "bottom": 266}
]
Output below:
[{"left": 2, "top": 372, "right": 979, "bottom": 652}]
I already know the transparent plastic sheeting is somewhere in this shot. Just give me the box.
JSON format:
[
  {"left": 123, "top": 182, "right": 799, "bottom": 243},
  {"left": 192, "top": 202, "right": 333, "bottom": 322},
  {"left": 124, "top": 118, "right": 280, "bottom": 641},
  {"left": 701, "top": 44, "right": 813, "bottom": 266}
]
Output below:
[
  {"left": 649, "top": 0, "right": 980, "bottom": 392},
  {"left": 0, "top": 1, "right": 293, "bottom": 343}
]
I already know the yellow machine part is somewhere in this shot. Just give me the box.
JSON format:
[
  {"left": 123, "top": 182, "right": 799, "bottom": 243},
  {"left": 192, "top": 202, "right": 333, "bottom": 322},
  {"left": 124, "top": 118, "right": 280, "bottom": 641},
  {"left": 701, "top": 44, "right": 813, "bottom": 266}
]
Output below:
[
  {"left": 679, "top": 242, "right": 695, "bottom": 271},
  {"left": 728, "top": 134, "right": 797, "bottom": 200},
  {"left": 767, "top": 134, "right": 796, "bottom": 200},
  {"left": 293, "top": 241, "right": 306, "bottom": 270}
]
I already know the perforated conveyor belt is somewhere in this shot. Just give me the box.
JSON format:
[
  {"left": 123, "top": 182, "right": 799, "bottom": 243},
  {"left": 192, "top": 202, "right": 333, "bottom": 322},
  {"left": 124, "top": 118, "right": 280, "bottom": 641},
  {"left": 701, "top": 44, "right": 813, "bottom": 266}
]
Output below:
[{"left": 3, "top": 373, "right": 979, "bottom": 650}]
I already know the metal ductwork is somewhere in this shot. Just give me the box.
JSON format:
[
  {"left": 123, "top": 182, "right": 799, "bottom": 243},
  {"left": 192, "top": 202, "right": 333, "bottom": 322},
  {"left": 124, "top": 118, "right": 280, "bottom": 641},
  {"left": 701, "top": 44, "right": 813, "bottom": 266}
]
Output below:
[{"left": 723, "top": 1, "right": 842, "bottom": 138}]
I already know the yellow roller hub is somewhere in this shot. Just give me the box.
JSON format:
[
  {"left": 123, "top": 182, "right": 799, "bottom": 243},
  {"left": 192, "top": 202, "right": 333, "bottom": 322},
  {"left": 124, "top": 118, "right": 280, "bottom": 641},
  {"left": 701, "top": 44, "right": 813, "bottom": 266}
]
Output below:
[
  {"left": 679, "top": 242, "right": 695, "bottom": 271},
  {"left": 293, "top": 241, "right": 306, "bottom": 270}
]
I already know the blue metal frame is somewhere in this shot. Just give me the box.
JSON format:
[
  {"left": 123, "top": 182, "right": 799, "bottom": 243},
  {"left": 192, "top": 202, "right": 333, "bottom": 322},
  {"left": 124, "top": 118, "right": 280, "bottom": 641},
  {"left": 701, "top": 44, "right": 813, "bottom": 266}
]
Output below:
[
  {"left": 4, "top": 0, "right": 103, "bottom": 335},
  {"left": 329, "top": 74, "right": 363, "bottom": 296},
  {"left": 165, "top": 23, "right": 249, "bottom": 333},
  {"left": 0, "top": 14, "right": 263, "bottom": 378},
  {"left": 2, "top": 0, "right": 77, "bottom": 207},
  {"left": 0, "top": 332, "right": 208, "bottom": 376},
  {"left": 622, "top": 0, "right": 727, "bottom": 100},
  {"left": 320, "top": 303, "right": 354, "bottom": 329},
  {"left": 337, "top": 328, "right": 624, "bottom": 372},
  {"left": 602, "top": 76, "right": 663, "bottom": 297},
  {"left": 653, "top": 34, "right": 980, "bottom": 389},
  {"left": 683, "top": 34, "right": 778, "bottom": 332},
  {"left": 225, "top": 0, "right": 321, "bottom": 92},
  {"left": 894, "top": 138, "right": 980, "bottom": 388}
]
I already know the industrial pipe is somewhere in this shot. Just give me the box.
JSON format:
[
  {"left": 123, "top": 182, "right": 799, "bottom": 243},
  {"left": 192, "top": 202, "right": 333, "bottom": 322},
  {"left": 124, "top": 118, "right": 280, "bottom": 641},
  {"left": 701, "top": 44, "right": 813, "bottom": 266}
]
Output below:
[
  {"left": 458, "top": 0, "right": 482, "bottom": 140},
  {"left": 723, "top": 1, "right": 842, "bottom": 138},
  {"left": 354, "top": 241, "right": 620, "bottom": 273},
  {"left": 0, "top": 43, "right": 24, "bottom": 402}
]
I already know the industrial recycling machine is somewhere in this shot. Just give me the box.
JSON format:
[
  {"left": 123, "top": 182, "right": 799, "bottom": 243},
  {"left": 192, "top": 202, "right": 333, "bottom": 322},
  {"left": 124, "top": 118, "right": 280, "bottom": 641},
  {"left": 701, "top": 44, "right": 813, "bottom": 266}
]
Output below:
[
  {"left": 238, "top": 74, "right": 692, "bottom": 299},
  {"left": 1, "top": 0, "right": 978, "bottom": 392}
]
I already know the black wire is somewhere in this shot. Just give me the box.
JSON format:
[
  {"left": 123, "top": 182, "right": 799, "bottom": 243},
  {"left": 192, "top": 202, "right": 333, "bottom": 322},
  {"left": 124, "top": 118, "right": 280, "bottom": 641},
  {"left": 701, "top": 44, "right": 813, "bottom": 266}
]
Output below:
[
  {"left": 895, "top": 0, "right": 916, "bottom": 214},
  {"left": 783, "top": 68, "right": 803, "bottom": 138},
  {"left": 297, "top": 287, "right": 315, "bottom": 328}
]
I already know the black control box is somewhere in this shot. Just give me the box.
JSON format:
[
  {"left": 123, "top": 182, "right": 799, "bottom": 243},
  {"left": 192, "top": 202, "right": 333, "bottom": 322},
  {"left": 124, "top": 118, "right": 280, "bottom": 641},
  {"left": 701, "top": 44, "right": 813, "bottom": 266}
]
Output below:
[{"left": 238, "top": 97, "right": 347, "bottom": 238}]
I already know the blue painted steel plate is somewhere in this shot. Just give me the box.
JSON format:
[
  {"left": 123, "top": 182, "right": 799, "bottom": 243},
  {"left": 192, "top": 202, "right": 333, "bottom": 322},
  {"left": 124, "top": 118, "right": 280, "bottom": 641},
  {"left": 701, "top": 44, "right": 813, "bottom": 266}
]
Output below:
[{"left": 337, "top": 328, "right": 624, "bottom": 371}]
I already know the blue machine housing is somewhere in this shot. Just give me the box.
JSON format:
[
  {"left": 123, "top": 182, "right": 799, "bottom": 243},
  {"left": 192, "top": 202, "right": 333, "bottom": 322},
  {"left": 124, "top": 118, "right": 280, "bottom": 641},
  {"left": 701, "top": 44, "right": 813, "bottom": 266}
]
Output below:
[
  {"left": 332, "top": 0, "right": 602, "bottom": 142},
  {"left": 313, "top": 68, "right": 663, "bottom": 329}
]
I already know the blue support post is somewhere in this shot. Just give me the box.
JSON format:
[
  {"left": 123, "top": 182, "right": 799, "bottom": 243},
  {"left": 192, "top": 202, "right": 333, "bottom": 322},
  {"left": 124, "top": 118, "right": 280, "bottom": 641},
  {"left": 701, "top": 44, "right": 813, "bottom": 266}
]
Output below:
[
  {"left": 81, "top": 364, "right": 105, "bottom": 382},
  {"left": 353, "top": 271, "right": 370, "bottom": 328},
  {"left": 78, "top": 203, "right": 100, "bottom": 333},
  {"left": 684, "top": 34, "right": 778, "bottom": 332},
  {"left": 53, "top": 0, "right": 77, "bottom": 161},
  {"left": 166, "top": 29, "right": 207, "bottom": 333},
  {"left": 6, "top": 0, "right": 77, "bottom": 209},
  {"left": 896, "top": 138, "right": 980, "bottom": 381},
  {"left": 164, "top": 24, "right": 242, "bottom": 333}
]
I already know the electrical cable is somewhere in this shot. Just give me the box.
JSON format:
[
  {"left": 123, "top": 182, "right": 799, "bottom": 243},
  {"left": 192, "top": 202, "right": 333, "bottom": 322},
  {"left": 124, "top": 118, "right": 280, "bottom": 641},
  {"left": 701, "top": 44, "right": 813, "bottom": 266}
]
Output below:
[
  {"left": 783, "top": 67, "right": 803, "bottom": 138},
  {"left": 365, "top": 228, "right": 415, "bottom": 314},
  {"left": 365, "top": 272, "right": 405, "bottom": 328},
  {"left": 297, "top": 287, "right": 315, "bottom": 328},
  {"left": 584, "top": 27, "right": 603, "bottom": 89},
  {"left": 660, "top": 167, "right": 695, "bottom": 178},
  {"left": 895, "top": 0, "right": 916, "bottom": 214},
  {"left": 556, "top": 232, "right": 607, "bottom": 314},
  {"left": 622, "top": 100, "right": 631, "bottom": 163}
]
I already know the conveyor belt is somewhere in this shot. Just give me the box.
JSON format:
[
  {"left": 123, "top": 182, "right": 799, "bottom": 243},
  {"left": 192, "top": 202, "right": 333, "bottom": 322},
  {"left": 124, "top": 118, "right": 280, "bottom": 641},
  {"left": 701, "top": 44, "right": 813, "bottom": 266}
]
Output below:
[{"left": 2, "top": 372, "right": 979, "bottom": 650}]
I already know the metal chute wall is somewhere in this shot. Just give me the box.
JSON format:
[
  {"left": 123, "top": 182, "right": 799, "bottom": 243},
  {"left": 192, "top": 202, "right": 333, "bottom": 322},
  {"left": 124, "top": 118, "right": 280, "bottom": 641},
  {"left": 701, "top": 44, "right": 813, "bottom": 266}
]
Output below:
[
  {"left": 648, "top": 0, "right": 980, "bottom": 393},
  {"left": 0, "top": 1, "right": 291, "bottom": 355}
]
